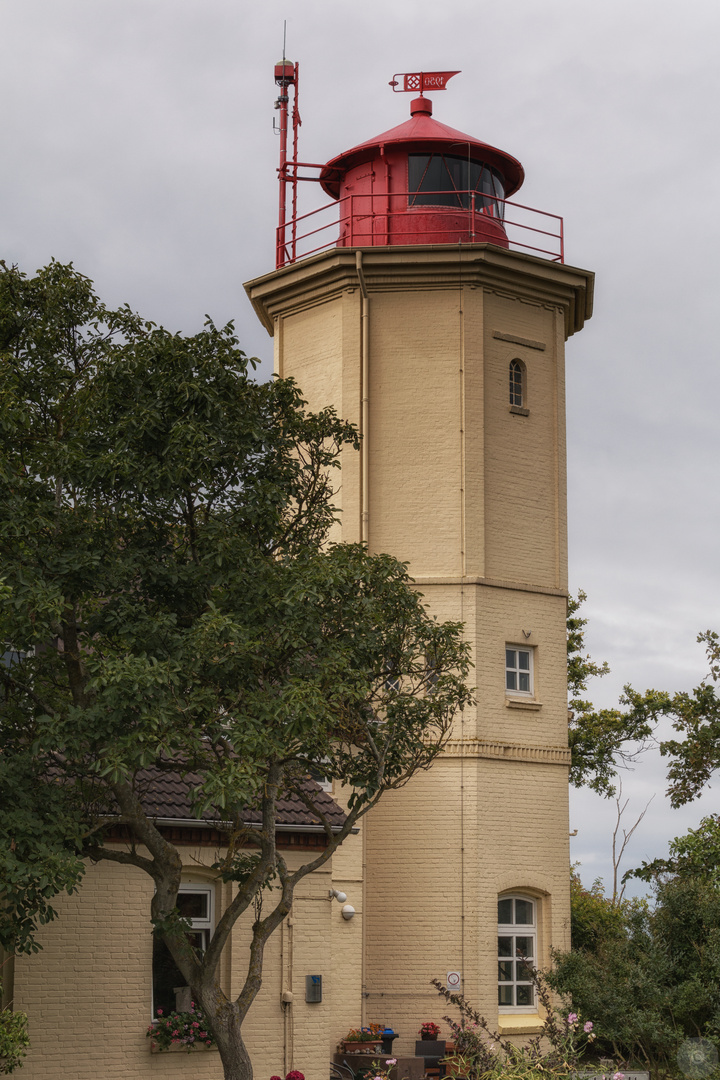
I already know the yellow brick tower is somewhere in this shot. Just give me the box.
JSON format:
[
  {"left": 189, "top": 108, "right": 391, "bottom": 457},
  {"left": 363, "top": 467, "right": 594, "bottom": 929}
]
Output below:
[{"left": 246, "top": 66, "right": 593, "bottom": 1054}]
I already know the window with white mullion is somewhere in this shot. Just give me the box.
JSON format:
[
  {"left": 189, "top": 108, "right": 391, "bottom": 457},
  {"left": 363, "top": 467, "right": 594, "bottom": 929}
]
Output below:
[
  {"left": 498, "top": 896, "right": 536, "bottom": 1010},
  {"left": 505, "top": 647, "right": 533, "bottom": 695}
]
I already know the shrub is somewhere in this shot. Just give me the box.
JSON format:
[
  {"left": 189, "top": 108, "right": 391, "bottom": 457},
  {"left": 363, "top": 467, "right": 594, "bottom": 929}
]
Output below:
[{"left": 432, "top": 971, "right": 611, "bottom": 1080}]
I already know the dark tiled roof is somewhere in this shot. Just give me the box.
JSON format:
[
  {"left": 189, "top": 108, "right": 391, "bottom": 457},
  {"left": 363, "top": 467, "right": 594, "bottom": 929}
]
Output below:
[{"left": 132, "top": 768, "right": 347, "bottom": 831}]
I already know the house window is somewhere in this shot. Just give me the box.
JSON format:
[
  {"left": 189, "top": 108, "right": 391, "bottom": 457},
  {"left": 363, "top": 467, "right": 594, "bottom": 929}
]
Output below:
[
  {"left": 509, "top": 360, "right": 524, "bottom": 407},
  {"left": 498, "top": 895, "right": 536, "bottom": 1009},
  {"left": 505, "top": 647, "right": 533, "bottom": 695},
  {"left": 152, "top": 884, "right": 214, "bottom": 1017}
]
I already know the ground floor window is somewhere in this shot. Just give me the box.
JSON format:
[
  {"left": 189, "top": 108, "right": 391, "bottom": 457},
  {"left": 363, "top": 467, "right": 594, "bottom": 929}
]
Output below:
[
  {"left": 152, "top": 884, "right": 214, "bottom": 1017},
  {"left": 498, "top": 895, "right": 536, "bottom": 1009}
]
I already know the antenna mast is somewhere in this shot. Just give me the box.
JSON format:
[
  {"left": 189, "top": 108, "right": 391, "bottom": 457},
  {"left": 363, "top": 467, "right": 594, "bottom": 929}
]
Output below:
[{"left": 273, "top": 24, "right": 300, "bottom": 269}]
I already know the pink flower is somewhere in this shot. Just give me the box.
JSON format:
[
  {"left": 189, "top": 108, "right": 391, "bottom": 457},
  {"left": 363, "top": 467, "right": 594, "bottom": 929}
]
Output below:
[
  {"left": 613, "top": 1073, "right": 625, "bottom": 1080},
  {"left": 584, "top": 1021, "right": 593, "bottom": 1033},
  {"left": 156, "top": 1009, "right": 163, "bottom": 1016},
  {"left": 387, "top": 1060, "right": 397, "bottom": 1066},
  {"left": 567, "top": 1013, "right": 578, "bottom": 1025}
]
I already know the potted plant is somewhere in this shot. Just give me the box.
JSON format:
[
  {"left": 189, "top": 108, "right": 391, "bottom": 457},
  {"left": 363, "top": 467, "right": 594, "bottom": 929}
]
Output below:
[
  {"left": 147, "top": 1003, "right": 215, "bottom": 1053},
  {"left": 419, "top": 1021, "right": 441, "bottom": 1041},
  {"left": 340, "top": 1023, "right": 385, "bottom": 1054}
]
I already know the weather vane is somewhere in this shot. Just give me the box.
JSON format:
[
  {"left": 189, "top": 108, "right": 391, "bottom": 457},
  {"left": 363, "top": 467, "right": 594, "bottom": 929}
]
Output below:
[{"left": 388, "top": 71, "right": 460, "bottom": 94}]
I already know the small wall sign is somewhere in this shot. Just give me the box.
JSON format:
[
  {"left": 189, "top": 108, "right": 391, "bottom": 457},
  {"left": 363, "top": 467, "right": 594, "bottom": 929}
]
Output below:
[{"left": 446, "top": 971, "right": 461, "bottom": 990}]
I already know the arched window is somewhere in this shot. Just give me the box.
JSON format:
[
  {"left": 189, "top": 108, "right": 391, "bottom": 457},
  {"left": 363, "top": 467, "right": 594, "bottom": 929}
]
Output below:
[
  {"left": 498, "top": 895, "right": 536, "bottom": 1010},
  {"left": 509, "top": 359, "right": 524, "bottom": 408}
]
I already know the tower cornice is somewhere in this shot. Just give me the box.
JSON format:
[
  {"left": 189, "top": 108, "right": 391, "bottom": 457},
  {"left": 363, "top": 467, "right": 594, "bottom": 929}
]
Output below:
[{"left": 244, "top": 244, "right": 593, "bottom": 340}]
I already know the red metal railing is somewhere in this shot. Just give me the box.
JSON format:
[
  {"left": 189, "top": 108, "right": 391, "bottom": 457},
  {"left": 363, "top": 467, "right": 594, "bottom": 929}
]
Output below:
[{"left": 275, "top": 189, "right": 564, "bottom": 268}]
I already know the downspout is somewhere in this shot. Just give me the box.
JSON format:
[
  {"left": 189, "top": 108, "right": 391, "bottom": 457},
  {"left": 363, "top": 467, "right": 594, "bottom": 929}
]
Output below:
[
  {"left": 356, "top": 250, "right": 370, "bottom": 546},
  {"left": 355, "top": 250, "right": 369, "bottom": 1026}
]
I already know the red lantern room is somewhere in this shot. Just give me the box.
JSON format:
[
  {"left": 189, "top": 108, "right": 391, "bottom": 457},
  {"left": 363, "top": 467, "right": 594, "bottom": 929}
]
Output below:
[
  {"left": 319, "top": 94, "right": 524, "bottom": 250},
  {"left": 273, "top": 67, "right": 562, "bottom": 268}
]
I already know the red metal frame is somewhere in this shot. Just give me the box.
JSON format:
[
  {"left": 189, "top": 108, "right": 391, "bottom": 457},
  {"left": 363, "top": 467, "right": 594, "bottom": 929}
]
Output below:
[{"left": 275, "top": 188, "right": 564, "bottom": 267}]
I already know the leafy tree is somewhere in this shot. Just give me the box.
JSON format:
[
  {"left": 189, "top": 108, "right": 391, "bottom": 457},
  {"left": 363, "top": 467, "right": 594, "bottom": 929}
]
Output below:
[
  {"left": 632, "top": 814, "right": 720, "bottom": 886},
  {"left": 620, "top": 630, "right": 720, "bottom": 808},
  {"left": 567, "top": 592, "right": 653, "bottom": 795},
  {"left": 550, "top": 869, "right": 720, "bottom": 1079},
  {"left": 0, "top": 261, "right": 472, "bottom": 1080},
  {"left": 567, "top": 867, "right": 628, "bottom": 952}
]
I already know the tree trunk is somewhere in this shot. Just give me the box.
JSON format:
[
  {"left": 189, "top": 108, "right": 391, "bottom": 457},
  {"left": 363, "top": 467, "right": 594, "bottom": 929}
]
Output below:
[{"left": 197, "top": 994, "right": 254, "bottom": 1080}]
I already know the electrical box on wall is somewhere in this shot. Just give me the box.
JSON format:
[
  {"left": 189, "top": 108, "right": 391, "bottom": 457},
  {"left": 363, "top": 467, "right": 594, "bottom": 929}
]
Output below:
[{"left": 305, "top": 974, "right": 322, "bottom": 1003}]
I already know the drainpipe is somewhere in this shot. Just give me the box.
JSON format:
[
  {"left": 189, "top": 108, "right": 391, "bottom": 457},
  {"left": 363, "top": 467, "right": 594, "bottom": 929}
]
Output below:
[{"left": 355, "top": 251, "right": 370, "bottom": 546}]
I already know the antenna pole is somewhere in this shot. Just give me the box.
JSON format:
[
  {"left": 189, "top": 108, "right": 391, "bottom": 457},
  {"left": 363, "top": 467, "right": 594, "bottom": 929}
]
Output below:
[{"left": 274, "top": 24, "right": 298, "bottom": 269}]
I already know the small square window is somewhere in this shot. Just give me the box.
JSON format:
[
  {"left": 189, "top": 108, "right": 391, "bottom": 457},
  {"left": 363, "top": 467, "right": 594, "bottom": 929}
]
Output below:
[{"left": 505, "top": 647, "right": 533, "bottom": 696}]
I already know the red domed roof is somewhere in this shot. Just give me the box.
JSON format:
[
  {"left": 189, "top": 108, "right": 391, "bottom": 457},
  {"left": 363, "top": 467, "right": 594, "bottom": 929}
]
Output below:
[{"left": 320, "top": 98, "right": 524, "bottom": 199}]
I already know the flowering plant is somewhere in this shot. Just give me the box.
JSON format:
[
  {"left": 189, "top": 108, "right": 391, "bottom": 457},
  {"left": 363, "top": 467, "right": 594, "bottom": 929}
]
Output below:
[
  {"left": 146, "top": 1003, "right": 215, "bottom": 1052},
  {"left": 285, "top": 1073, "right": 305, "bottom": 1080},
  {"left": 433, "top": 971, "right": 623, "bottom": 1080},
  {"left": 344, "top": 1023, "right": 385, "bottom": 1043},
  {"left": 370, "top": 1057, "right": 396, "bottom": 1080},
  {"left": 420, "top": 1021, "right": 441, "bottom": 1039}
]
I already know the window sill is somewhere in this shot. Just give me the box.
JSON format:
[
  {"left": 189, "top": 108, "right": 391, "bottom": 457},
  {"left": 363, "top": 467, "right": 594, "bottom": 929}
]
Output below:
[
  {"left": 505, "top": 697, "right": 542, "bottom": 711},
  {"left": 497, "top": 1014, "right": 543, "bottom": 1035},
  {"left": 509, "top": 405, "right": 530, "bottom": 416}
]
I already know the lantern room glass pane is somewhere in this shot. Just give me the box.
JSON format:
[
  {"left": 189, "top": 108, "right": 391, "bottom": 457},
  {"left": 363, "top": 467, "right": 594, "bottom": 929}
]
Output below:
[{"left": 408, "top": 154, "right": 505, "bottom": 218}]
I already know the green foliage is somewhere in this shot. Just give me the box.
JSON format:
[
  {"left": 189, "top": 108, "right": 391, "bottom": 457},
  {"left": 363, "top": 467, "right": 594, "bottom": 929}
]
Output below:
[
  {"left": 0, "top": 986, "right": 29, "bottom": 1074},
  {"left": 569, "top": 866, "right": 630, "bottom": 952},
  {"left": 567, "top": 592, "right": 653, "bottom": 796},
  {"left": 550, "top": 872, "right": 720, "bottom": 1079},
  {"left": 617, "top": 630, "right": 720, "bottom": 808},
  {"left": 432, "top": 973, "right": 604, "bottom": 1080},
  {"left": 632, "top": 814, "right": 720, "bottom": 886},
  {"left": 0, "top": 752, "right": 85, "bottom": 953}
]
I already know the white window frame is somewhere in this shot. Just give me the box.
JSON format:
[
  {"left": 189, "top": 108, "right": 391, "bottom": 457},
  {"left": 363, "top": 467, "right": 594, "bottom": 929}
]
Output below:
[
  {"left": 152, "top": 883, "right": 214, "bottom": 1018},
  {"left": 505, "top": 646, "right": 533, "bottom": 696},
  {"left": 498, "top": 895, "right": 537, "bottom": 1012}
]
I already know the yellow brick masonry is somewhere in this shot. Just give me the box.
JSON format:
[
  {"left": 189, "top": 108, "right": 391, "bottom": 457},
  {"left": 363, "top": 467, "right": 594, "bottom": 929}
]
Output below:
[
  {"left": 14, "top": 840, "right": 363, "bottom": 1080},
  {"left": 245, "top": 243, "right": 593, "bottom": 1057}
]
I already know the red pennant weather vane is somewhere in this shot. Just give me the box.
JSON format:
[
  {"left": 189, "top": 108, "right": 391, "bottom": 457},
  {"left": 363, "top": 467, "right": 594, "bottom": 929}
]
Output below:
[{"left": 389, "top": 71, "right": 460, "bottom": 94}]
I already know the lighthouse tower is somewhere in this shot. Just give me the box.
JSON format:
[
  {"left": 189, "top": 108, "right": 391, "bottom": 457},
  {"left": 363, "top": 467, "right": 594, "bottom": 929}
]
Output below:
[{"left": 246, "top": 69, "right": 593, "bottom": 1051}]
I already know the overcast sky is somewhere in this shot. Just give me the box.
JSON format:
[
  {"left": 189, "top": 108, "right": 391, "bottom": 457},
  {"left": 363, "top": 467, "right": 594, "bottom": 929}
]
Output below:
[{"left": 3, "top": 0, "right": 719, "bottom": 899}]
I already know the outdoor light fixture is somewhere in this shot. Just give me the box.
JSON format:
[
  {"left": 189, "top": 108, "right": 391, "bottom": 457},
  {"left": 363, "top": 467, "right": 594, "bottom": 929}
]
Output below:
[
  {"left": 328, "top": 889, "right": 347, "bottom": 903},
  {"left": 341, "top": 904, "right": 355, "bottom": 921}
]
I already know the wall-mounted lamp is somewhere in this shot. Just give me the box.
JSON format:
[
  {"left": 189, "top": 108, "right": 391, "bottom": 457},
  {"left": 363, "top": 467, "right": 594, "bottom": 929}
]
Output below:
[
  {"left": 328, "top": 889, "right": 347, "bottom": 903},
  {"left": 341, "top": 904, "right": 355, "bottom": 920}
]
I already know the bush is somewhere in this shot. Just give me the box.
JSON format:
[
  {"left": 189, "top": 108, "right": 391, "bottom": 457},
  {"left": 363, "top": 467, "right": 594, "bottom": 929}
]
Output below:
[
  {"left": 549, "top": 874, "right": 720, "bottom": 1080},
  {"left": 432, "top": 972, "right": 612, "bottom": 1080}
]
